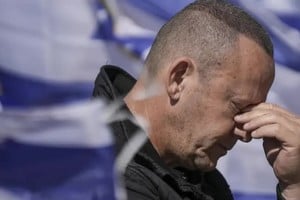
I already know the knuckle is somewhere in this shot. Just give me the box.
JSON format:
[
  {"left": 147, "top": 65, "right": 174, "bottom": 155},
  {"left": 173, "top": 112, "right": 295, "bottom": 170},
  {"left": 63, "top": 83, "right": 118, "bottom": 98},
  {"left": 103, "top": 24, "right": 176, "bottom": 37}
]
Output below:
[
  {"left": 266, "top": 112, "right": 277, "bottom": 121},
  {"left": 267, "top": 103, "right": 278, "bottom": 111}
]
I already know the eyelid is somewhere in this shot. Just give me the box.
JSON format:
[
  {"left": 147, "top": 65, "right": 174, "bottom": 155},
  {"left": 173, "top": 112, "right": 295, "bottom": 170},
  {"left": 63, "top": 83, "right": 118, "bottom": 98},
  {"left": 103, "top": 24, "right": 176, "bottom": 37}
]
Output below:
[
  {"left": 241, "top": 104, "right": 255, "bottom": 112},
  {"left": 230, "top": 101, "right": 241, "bottom": 113}
]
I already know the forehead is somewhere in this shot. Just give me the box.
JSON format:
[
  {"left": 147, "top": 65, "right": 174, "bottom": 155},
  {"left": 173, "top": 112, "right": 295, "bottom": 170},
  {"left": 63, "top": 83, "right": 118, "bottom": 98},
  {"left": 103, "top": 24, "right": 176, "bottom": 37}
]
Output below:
[{"left": 215, "top": 35, "right": 274, "bottom": 104}]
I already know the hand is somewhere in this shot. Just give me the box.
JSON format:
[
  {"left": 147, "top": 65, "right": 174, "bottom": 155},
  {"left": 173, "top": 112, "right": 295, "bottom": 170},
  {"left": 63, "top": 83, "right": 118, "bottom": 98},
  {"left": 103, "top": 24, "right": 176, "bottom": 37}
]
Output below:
[{"left": 234, "top": 103, "right": 300, "bottom": 199}]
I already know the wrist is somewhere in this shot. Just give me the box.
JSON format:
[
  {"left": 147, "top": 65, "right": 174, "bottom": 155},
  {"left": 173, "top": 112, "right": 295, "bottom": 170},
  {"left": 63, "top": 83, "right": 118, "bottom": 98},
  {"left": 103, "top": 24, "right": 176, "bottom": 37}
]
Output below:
[{"left": 279, "top": 182, "right": 300, "bottom": 200}]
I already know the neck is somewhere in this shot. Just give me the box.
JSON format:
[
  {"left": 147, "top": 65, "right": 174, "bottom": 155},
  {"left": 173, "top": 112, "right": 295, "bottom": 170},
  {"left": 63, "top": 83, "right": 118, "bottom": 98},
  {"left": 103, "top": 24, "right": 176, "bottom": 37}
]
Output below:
[
  {"left": 124, "top": 77, "right": 182, "bottom": 166},
  {"left": 124, "top": 80, "right": 177, "bottom": 166}
]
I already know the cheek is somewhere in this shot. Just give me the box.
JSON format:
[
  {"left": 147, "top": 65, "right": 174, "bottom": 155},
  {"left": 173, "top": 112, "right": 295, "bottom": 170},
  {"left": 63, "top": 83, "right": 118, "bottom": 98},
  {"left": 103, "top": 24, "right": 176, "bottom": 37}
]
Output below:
[
  {"left": 217, "top": 105, "right": 237, "bottom": 131},
  {"left": 187, "top": 97, "right": 236, "bottom": 142},
  {"left": 218, "top": 118, "right": 236, "bottom": 137},
  {"left": 204, "top": 114, "right": 236, "bottom": 139}
]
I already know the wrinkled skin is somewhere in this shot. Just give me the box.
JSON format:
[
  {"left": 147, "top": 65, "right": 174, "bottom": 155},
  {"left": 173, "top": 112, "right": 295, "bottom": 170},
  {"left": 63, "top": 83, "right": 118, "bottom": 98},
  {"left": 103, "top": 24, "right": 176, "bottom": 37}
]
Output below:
[
  {"left": 130, "top": 33, "right": 300, "bottom": 199},
  {"left": 162, "top": 35, "right": 274, "bottom": 172}
]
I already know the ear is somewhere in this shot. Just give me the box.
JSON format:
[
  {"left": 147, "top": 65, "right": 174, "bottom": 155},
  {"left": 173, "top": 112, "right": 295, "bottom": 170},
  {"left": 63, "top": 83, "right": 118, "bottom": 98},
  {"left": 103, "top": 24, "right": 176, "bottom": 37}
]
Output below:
[{"left": 167, "top": 58, "right": 196, "bottom": 103}]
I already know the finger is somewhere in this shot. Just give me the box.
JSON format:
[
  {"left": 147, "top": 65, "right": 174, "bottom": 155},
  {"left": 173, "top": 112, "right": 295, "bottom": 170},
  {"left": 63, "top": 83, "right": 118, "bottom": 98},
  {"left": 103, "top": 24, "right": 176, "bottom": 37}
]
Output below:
[
  {"left": 235, "top": 103, "right": 294, "bottom": 124},
  {"left": 251, "top": 124, "right": 295, "bottom": 145},
  {"left": 234, "top": 108, "right": 270, "bottom": 123},
  {"left": 233, "top": 126, "right": 252, "bottom": 143},
  {"left": 242, "top": 112, "right": 287, "bottom": 132},
  {"left": 234, "top": 104, "right": 276, "bottom": 123},
  {"left": 246, "top": 103, "right": 294, "bottom": 118},
  {"left": 237, "top": 103, "right": 296, "bottom": 121}
]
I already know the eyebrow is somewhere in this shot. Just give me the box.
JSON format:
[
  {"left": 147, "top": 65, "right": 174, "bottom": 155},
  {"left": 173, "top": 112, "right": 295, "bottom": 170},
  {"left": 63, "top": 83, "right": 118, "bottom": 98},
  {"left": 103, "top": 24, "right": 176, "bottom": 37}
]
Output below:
[
  {"left": 231, "top": 97, "right": 251, "bottom": 109},
  {"left": 228, "top": 90, "right": 259, "bottom": 108}
]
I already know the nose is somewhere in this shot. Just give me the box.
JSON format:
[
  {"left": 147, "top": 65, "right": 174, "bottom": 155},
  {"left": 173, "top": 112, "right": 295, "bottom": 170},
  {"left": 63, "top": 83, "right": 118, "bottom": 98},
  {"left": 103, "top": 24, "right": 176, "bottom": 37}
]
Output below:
[{"left": 233, "top": 122, "right": 252, "bottom": 143}]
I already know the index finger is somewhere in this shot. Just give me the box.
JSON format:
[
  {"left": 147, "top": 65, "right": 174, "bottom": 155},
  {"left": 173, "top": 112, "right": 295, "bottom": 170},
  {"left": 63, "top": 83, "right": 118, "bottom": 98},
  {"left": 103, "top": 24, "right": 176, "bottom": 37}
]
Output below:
[{"left": 234, "top": 103, "right": 292, "bottom": 123}]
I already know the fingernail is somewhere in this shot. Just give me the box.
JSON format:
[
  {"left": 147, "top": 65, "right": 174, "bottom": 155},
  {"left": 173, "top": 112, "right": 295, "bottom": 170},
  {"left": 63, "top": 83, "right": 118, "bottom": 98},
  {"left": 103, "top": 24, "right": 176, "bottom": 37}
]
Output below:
[{"left": 234, "top": 115, "right": 242, "bottom": 120}]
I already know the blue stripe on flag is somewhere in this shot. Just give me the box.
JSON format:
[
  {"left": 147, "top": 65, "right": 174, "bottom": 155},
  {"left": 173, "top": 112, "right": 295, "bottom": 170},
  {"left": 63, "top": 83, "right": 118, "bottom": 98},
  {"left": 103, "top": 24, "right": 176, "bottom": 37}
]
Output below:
[
  {"left": 233, "top": 192, "right": 276, "bottom": 200},
  {"left": 93, "top": 2, "right": 114, "bottom": 40},
  {"left": 270, "top": 35, "right": 300, "bottom": 72},
  {"left": 127, "top": 0, "right": 193, "bottom": 20},
  {"left": 0, "top": 67, "right": 93, "bottom": 107},
  {"left": 277, "top": 15, "right": 300, "bottom": 30},
  {"left": 0, "top": 140, "right": 115, "bottom": 199},
  {"left": 93, "top": 2, "right": 154, "bottom": 58},
  {"left": 0, "top": 100, "right": 116, "bottom": 199}
]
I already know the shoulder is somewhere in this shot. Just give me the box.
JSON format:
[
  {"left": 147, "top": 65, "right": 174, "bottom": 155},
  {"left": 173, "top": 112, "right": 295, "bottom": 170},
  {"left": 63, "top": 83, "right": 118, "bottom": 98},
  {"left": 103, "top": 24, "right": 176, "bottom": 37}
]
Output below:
[
  {"left": 124, "top": 161, "right": 159, "bottom": 199},
  {"left": 125, "top": 161, "right": 157, "bottom": 188},
  {"left": 124, "top": 160, "right": 182, "bottom": 200},
  {"left": 204, "top": 169, "right": 233, "bottom": 199}
]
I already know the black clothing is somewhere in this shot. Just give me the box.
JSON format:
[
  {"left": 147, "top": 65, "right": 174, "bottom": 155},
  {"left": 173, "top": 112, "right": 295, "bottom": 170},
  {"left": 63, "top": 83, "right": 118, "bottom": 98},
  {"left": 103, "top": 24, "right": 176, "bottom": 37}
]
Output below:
[{"left": 93, "top": 65, "right": 234, "bottom": 200}]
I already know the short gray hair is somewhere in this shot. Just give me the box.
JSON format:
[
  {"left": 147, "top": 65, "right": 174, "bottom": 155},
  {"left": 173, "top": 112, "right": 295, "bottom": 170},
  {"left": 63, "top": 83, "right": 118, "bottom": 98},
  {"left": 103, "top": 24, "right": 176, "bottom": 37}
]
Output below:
[{"left": 144, "top": 0, "right": 273, "bottom": 77}]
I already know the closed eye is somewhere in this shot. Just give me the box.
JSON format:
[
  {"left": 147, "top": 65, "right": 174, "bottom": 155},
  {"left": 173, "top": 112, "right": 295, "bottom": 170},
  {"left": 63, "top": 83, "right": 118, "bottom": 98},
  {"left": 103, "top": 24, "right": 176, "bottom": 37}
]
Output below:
[{"left": 230, "top": 101, "right": 241, "bottom": 114}]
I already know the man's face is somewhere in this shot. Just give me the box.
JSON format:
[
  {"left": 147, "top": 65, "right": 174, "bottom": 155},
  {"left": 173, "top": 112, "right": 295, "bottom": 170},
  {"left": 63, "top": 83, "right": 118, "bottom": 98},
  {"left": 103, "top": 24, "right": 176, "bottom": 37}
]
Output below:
[{"left": 171, "top": 36, "right": 274, "bottom": 171}]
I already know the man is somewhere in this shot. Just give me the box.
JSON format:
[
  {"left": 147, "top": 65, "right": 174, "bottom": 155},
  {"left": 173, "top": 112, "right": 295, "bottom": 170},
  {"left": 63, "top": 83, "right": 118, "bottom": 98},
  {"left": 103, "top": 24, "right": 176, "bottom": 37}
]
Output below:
[{"left": 93, "top": 0, "right": 300, "bottom": 199}]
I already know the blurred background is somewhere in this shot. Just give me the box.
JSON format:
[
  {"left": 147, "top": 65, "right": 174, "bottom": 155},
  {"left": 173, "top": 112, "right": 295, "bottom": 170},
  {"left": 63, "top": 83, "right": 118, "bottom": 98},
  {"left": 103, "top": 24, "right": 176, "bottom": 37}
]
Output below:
[{"left": 0, "top": 0, "right": 299, "bottom": 199}]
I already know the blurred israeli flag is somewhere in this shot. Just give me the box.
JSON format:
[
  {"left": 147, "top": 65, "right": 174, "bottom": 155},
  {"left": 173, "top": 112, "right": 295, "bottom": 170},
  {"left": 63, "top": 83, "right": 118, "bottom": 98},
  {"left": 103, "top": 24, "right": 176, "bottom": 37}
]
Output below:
[
  {"left": 0, "top": 100, "right": 116, "bottom": 200},
  {"left": 0, "top": 0, "right": 299, "bottom": 200},
  {"left": 0, "top": 1, "right": 120, "bottom": 199}
]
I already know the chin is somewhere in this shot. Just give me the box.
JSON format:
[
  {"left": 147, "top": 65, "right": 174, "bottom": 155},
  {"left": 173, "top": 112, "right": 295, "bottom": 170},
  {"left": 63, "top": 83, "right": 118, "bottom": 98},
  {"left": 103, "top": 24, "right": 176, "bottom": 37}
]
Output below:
[
  {"left": 193, "top": 156, "right": 217, "bottom": 172},
  {"left": 202, "top": 163, "right": 217, "bottom": 172}
]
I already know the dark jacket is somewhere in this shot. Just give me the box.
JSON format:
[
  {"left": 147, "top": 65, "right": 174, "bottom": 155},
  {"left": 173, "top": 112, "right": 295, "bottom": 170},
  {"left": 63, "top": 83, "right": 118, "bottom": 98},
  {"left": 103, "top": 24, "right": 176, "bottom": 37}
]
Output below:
[{"left": 93, "top": 65, "right": 234, "bottom": 200}]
